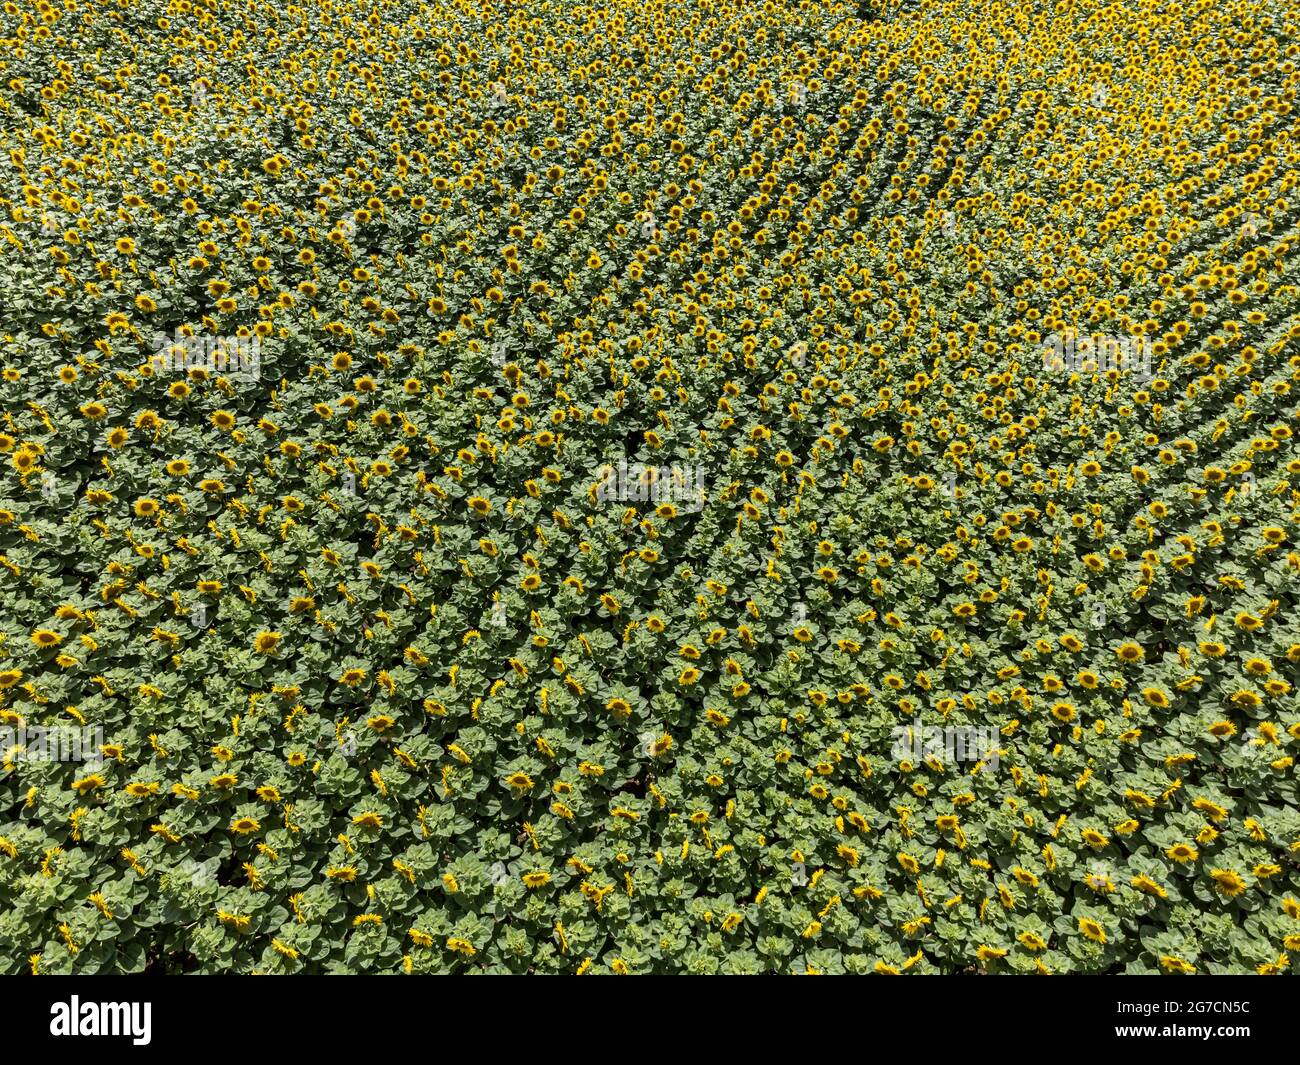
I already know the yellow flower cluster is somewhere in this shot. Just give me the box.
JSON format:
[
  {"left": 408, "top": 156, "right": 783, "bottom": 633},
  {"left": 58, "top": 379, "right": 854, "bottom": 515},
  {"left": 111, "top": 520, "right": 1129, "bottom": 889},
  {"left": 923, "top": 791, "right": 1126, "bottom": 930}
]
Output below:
[{"left": 0, "top": 0, "right": 1297, "bottom": 974}]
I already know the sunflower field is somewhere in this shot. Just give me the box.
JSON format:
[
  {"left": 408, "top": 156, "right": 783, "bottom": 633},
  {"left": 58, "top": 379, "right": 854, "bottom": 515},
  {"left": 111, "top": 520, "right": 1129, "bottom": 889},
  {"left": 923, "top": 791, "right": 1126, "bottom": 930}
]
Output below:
[{"left": 1, "top": 0, "right": 1299, "bottom": 976}]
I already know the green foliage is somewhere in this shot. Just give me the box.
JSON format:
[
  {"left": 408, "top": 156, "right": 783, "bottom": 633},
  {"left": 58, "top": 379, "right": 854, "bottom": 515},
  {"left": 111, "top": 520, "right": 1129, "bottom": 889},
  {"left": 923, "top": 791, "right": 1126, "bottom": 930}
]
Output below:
[{"left": 1, "top": 0, "right": 1299, "bottom": 974}]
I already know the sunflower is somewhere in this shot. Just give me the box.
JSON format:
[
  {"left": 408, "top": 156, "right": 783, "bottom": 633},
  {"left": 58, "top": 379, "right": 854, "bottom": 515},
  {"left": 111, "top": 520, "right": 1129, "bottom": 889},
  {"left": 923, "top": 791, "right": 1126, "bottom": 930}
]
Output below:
[
  {"left": 1078, "top": 917, "right": 1107, "bottom": 944},
  {"left": 1208, "top": 868, "right": 1248, "bottom": 898},
  {"left": 504, "top": 772, "right": 534, "bottom": 793}
]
